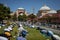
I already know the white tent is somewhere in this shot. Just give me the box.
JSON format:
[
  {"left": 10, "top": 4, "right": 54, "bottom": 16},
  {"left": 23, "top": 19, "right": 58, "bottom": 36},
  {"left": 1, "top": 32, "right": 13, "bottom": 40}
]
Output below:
[{"left": 0, "top": 36, "right": 8, "bottom": 40}]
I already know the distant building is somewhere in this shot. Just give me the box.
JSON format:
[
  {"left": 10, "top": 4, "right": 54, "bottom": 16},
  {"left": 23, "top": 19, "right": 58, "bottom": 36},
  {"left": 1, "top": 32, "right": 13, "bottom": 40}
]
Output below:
[
  {"left": 37, "top": 5, "right": 57, "bottom": 17},
  {"left": 10, "top": 8, "right": 28, "bottom": 17},
  {"left": 16, "top": 8, "right": 25, "bottom": 17}
]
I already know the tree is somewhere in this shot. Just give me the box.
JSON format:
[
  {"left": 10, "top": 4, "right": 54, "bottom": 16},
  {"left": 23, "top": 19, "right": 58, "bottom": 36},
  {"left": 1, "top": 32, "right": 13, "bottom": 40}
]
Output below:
[
  {"left": 12, "top": 13, "right": 17, "bottom": 21},
  {"left": 18, "top": 14, "right": 27, "bottom": 21},
  {"left": 28, "top": 14, "right": 36, "bottom": 20},
  {"left": 28, "top": 14, "right": 37, "bottom": 24},
  {"left": 0, "top": 3, "right": 11, "bottom": 21},
  {"left": 38, "top": 14, "right": 58, "bottom": 24},
  {"left": 57, "top": 10, "right": 60, "bottom": 13}
]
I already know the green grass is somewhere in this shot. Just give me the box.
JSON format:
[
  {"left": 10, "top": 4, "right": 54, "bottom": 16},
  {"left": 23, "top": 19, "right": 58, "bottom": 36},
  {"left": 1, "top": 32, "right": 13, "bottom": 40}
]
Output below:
[
  {"left": 0, "top": 26, "right": 7, "bottom": 34},
  {"left": 10, "top": 25, "right": 18, "bottom": 40},
  {"left": 24, "top": 26, "right": 52, "bottom": 40}
]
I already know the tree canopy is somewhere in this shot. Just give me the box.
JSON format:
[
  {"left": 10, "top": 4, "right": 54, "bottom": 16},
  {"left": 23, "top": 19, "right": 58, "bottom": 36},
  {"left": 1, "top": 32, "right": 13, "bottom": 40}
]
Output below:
[
  {"left": 0, "top": 3, "right": 11, "bottom": 21},
  {"left": 28, "top": 14, "right": 37, "bottom": 20},
  {"left": 18, "top": 14, "right": 27, "bottom": 21}
]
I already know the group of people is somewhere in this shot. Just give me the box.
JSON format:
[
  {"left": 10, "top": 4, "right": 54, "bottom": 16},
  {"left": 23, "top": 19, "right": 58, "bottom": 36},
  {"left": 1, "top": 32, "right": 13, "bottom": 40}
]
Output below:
[
  {"left": 37, "top": 27, "right": 60, "bottom": 40},
  {"left": 0, "top": 24, "right": 15, "bottom": 40},
  {"left": 0, "top": 23, "right": 28, "bottom": 40},
  {"left": 0, "top": 22, "right": 60, "bottom": 40}
]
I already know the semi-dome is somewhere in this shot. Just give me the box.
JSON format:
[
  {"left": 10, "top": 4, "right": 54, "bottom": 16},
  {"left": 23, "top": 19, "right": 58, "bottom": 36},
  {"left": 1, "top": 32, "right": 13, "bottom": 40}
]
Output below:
[
  {"left": 48, "top": 10, "right": 57, "bottom": 13},
  {"left": 40, "top": 5, "right": 50, "bottom": 10},
  {"left": 18, "top": 8, "right": 24, "bottom": 10}
]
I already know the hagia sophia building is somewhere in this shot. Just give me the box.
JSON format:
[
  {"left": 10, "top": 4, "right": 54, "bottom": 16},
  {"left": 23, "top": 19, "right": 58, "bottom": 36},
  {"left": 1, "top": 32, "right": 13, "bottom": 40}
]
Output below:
[
  {"left": 9, "top": 5, "right": 60, "bottom": 24},
  {"left": 37, "top": 5, "right": 57, "bottom": 17},
  {"left": 10, "top": 5, "right": 57, "bottom": 17},
  {"left": 10, "top": 7, "right": 28, "bottom": 17}
]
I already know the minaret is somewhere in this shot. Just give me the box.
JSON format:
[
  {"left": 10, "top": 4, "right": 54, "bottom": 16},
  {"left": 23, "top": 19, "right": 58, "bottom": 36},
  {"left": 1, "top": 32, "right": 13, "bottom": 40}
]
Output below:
[{"left": 31, "top": 7, "right": 35, "bottom": 14}]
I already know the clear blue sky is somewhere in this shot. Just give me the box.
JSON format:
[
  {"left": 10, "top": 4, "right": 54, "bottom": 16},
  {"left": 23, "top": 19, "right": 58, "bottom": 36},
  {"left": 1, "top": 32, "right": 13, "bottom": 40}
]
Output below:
[{"left": 0, "top": 0, "right": 60, "bottom": 13}]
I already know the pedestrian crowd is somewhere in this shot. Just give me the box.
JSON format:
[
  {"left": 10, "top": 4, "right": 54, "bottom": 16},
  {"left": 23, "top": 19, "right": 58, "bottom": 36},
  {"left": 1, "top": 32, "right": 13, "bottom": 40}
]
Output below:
[
  {"left": 0, "top": 23, "right": 60, "bottom": 40},
  {"left": 0, "top": 23, "right": 28, "bottom": 40},
  {"left": 36, "top": 27, "right": 60, "bottom": 40}
]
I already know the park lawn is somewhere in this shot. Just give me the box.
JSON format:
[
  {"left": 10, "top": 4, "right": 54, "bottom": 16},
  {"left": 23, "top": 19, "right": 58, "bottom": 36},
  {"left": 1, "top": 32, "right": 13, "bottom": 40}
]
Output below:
[
  {"left": 10, "top": 25, "right": 18, "bottom": 40},
  {"left": 0, "top": 26, "right": 8, "bottom": 34},
  {"left": 0, "top": 25, "right": 52, "bottom": 40},
  {"left": 0, "top": 26, "right": 4, "bottom": 34},
  {"left": 24, "top": 26, "right": 52, "bottom": 40}
]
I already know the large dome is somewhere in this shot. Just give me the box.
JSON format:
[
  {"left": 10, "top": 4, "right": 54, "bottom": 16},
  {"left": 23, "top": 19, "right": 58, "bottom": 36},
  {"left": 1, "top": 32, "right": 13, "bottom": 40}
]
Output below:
[
  {"left": 48, "top": 10, "right": 57, "bottom": 13},
  {"left": 18, "top": 8, "right": 24, "bottom": 10},
  {"left": 40, "top": 5, "right": 50, "bottom": 10}
]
